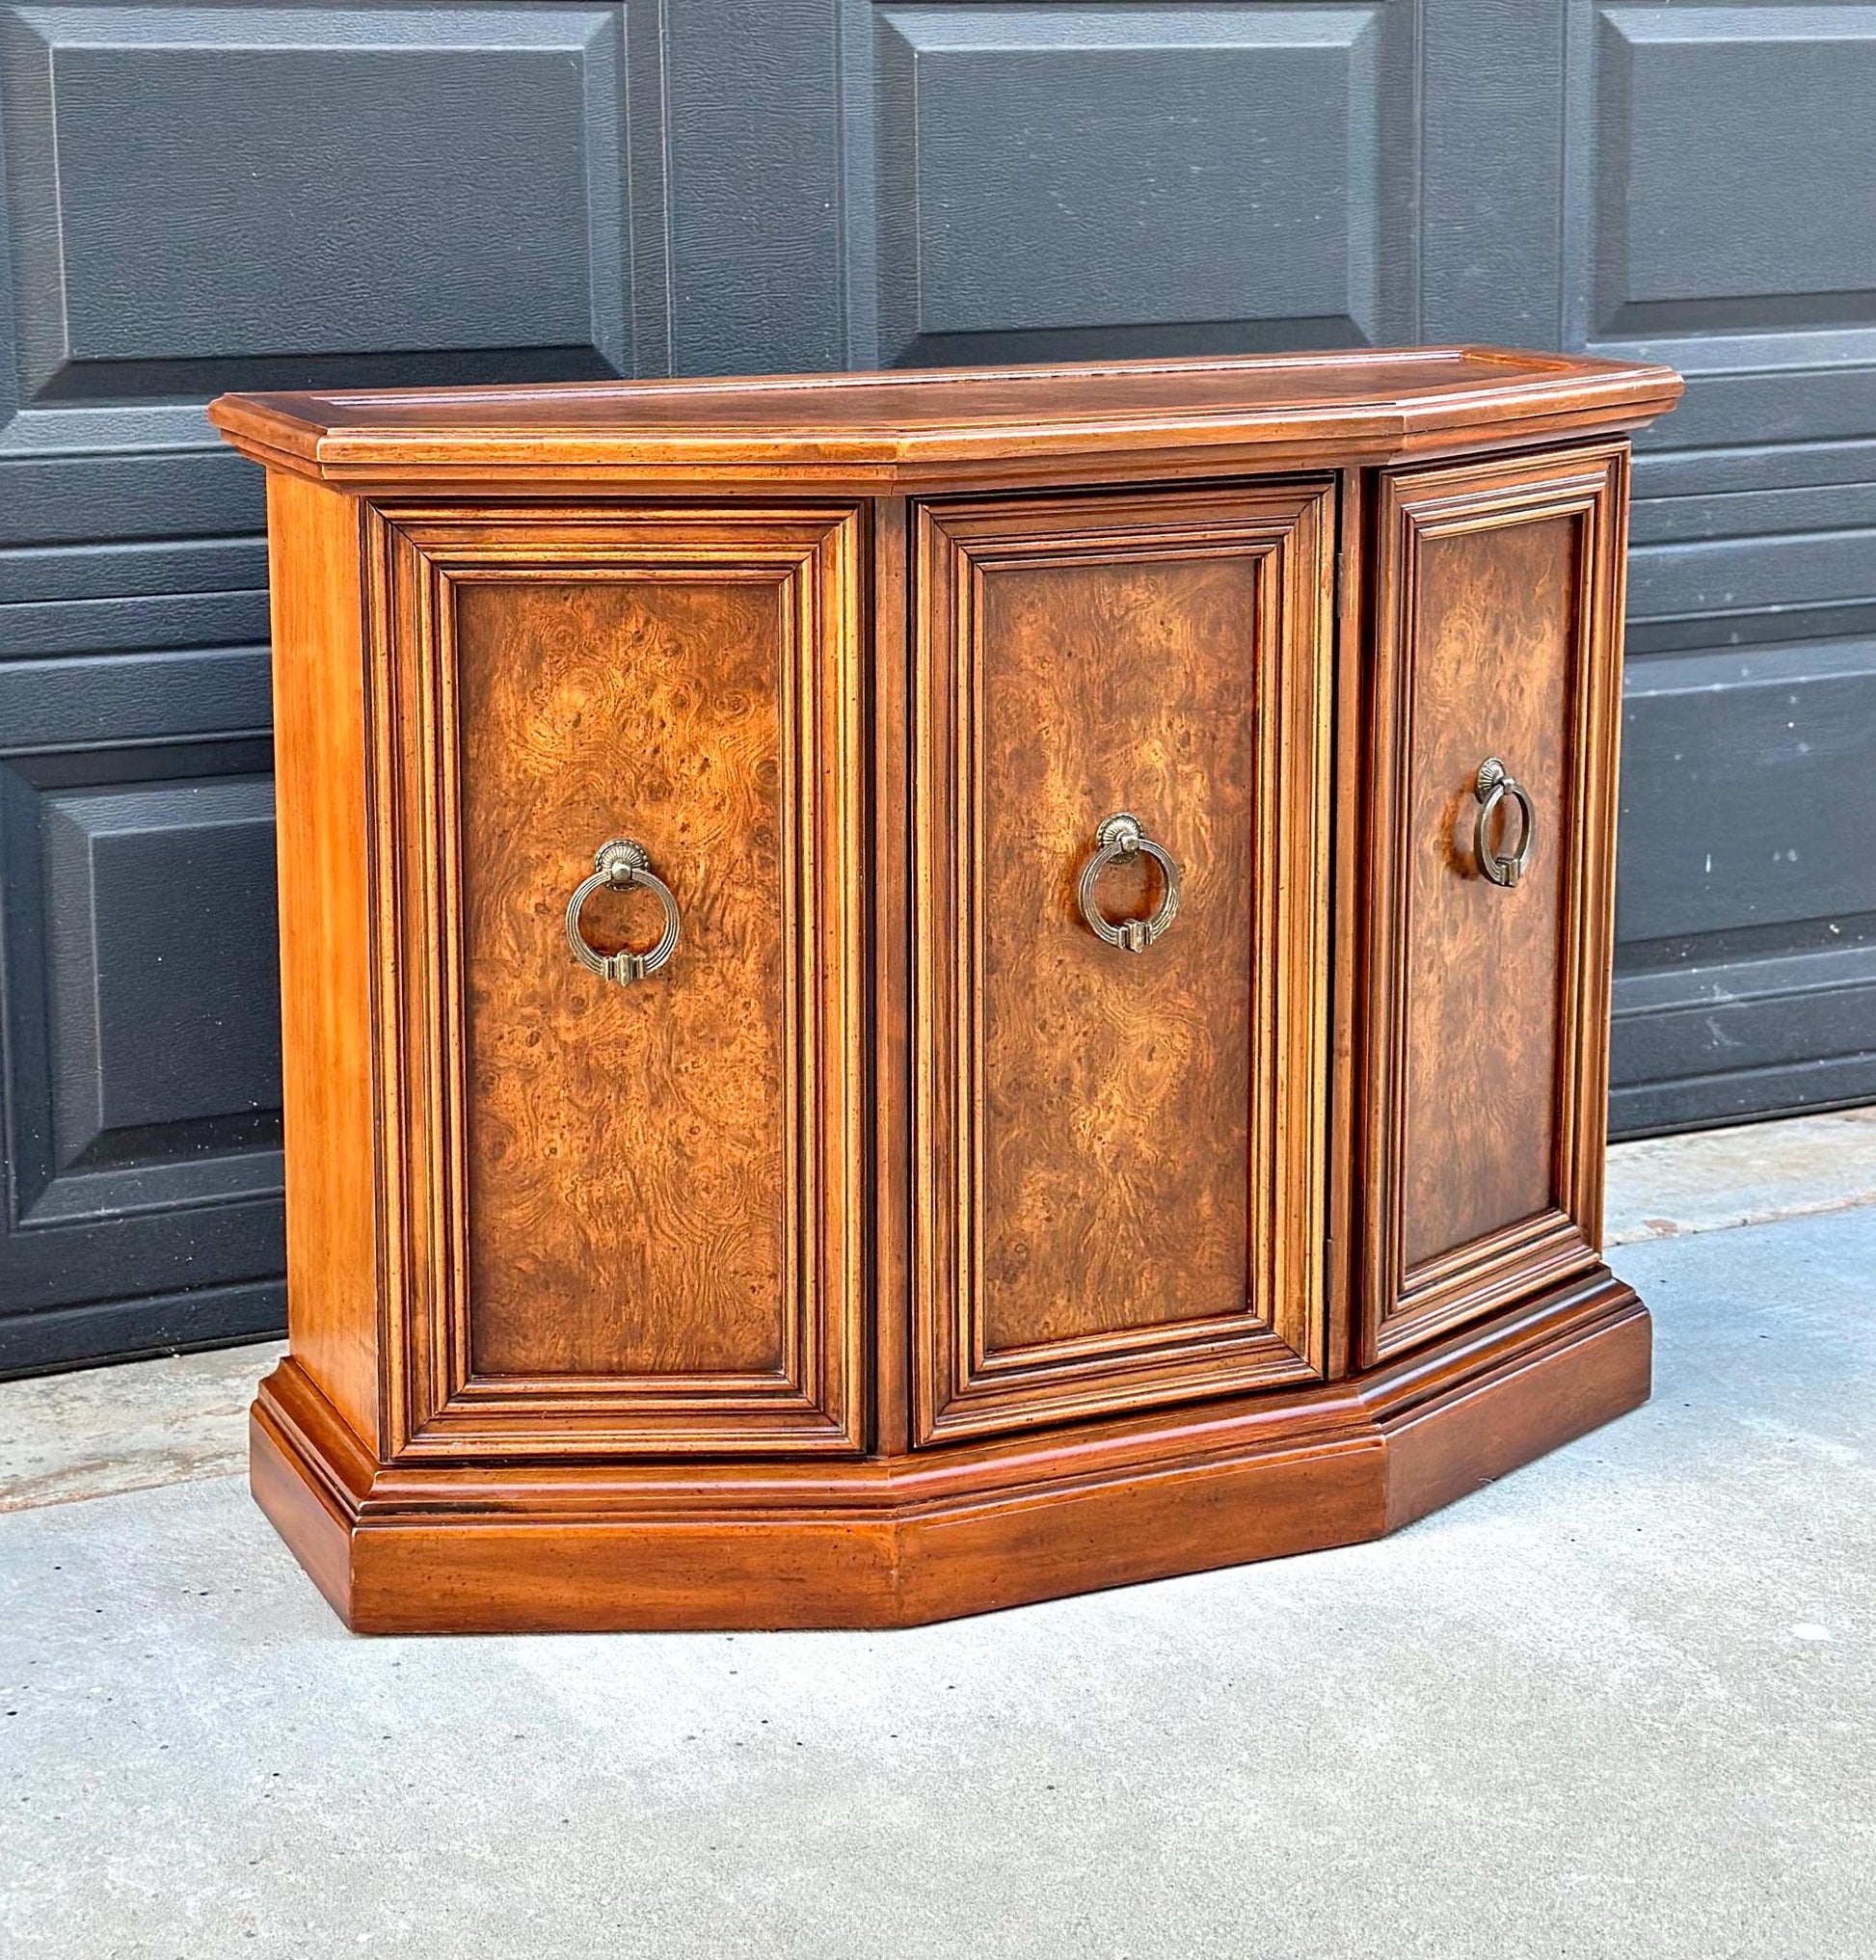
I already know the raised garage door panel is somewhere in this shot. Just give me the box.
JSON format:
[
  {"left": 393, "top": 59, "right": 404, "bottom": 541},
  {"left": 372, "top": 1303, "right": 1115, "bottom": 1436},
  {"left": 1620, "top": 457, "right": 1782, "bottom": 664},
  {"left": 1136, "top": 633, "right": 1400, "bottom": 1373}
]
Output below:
[
  {"left": 862, "top": 3, "right": 1418, "bottom": 366},
  {"left": 1578, "top": 2, "right": 1876, "bottom": 1130},
  {"left": 7, "top": 0, "right": 1875, "bottom": 1371}
]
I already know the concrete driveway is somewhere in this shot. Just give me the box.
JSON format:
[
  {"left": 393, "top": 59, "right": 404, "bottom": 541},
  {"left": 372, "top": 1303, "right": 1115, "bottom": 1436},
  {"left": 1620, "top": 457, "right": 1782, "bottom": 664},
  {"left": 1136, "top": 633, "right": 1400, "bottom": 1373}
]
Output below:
[{"left": 2, "top": 1192, "right": 1872, "bottom": 1957}]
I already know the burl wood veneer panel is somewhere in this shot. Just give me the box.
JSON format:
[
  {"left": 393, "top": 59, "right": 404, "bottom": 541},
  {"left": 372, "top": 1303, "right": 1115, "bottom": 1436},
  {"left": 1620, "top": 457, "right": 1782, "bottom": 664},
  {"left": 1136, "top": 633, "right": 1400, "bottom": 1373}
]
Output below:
[
  {"left": 914, "top": 482, "right": 1335, "bottom": 1443},
  {"left": 980, "top": 551, "right": 1262, "bottom": 1348},
  {"left": 1401, "top": 516, "right": 1573, "bottom": 1268},
  {"left": 455, "top": 576, "right": 791, "bottom": 1379},
  {"left": 370, "top": 506, "right": 867, "bottom": 1457},
  {"left": 1364, "top": 445, "right": 1628, "bottom": 1364}
]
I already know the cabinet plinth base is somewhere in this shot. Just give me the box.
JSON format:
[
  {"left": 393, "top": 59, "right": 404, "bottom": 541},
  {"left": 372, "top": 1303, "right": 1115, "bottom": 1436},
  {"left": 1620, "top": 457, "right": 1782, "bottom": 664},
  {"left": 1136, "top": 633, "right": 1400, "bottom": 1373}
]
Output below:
[{"left": 252, "top": 1271, "right": 1649, "bottom": 1635}]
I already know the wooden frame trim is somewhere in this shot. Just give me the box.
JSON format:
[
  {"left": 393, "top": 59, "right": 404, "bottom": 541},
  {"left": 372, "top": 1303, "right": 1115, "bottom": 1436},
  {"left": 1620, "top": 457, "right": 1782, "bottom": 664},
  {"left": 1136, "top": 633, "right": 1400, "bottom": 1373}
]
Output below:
[
  {"left": 207, "top": 345, "right": 1684, "bottom": 494},
  {"left": 251, "top": 1261, "right": 1648, "bottom": 1631},
  {"left": 1360, "top": 443, "right": 1628, "bottom": 1366},
  {"left": 363, "top": 504, "right": 869, "bottom": 1459},
  {"left": 910, "top": 482, "right": 1337, "bottom": 1445}
]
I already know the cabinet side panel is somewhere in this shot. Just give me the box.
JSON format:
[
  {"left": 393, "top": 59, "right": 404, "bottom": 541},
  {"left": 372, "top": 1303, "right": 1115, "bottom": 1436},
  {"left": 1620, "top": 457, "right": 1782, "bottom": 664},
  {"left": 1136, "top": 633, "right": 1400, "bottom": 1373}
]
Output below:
[{"left": 264, "top": 470, "right": 379, "bottom": 1448}]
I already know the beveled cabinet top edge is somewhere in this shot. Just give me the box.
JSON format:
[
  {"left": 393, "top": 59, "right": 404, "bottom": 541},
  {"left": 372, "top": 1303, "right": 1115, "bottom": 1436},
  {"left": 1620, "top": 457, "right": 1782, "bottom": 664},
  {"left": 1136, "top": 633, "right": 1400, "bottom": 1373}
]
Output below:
[{"left": 209, "top": 346, "right": 1682, "bottom": 490}]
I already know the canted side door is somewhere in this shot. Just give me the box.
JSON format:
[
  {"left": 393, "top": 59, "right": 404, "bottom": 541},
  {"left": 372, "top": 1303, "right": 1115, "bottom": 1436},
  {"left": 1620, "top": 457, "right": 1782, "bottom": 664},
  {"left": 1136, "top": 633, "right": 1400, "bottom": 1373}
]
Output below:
[
  {"left": 912, "top": 482, "right": 1336, "bottom": 1444},
  {"left": 370, "top": 504, "right": 866, "bottom": 1459},
  {"left": 1361, "top": 444, "right": 1628, "bottom": 1364}
]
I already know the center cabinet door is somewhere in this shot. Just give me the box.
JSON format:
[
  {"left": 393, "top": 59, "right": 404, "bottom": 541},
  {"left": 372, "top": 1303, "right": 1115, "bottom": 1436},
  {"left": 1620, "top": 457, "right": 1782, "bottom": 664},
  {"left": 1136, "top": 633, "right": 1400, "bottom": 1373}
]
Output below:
[
  {"left": 912, "top": 483, "right": 1336, "bottom": 1445},
  {"left": 373, "top": 506, "right": 865, "bottom": 1461}
]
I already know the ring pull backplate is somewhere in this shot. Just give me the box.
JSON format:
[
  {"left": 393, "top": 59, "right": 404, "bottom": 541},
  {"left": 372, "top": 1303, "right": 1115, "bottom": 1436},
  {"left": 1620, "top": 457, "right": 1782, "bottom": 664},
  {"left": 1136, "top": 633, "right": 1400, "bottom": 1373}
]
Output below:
[
  {"left": 565, "top": 838, "right": 682, "bottom": 985},
  {"left": 1472, "top": 758, "right": 1537, "bottom": 889},
  {"left": 1076, "top": 811, "right": 1182, "bottom": 953}
]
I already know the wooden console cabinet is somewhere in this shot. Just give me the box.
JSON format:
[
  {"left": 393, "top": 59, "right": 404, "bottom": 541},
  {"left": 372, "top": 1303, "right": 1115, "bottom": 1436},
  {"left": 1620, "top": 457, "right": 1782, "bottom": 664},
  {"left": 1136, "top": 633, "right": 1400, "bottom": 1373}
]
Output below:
[{"left": 211, "top": 347, "right": 1682, "bottom": 1633}]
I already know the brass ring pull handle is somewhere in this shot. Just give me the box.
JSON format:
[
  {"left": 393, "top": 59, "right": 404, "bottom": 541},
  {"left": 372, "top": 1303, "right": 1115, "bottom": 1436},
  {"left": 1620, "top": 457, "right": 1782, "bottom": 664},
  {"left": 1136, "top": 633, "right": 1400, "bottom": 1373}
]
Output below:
[
  {"left": 1473, "top": 758, "right": 1537, "bottom": 888},
  {"left": 1076, "top": 811, "right": 1182, "bottom": 953},
  {"left": 565, "top": 838, "right": 681, "bottom": 985}
]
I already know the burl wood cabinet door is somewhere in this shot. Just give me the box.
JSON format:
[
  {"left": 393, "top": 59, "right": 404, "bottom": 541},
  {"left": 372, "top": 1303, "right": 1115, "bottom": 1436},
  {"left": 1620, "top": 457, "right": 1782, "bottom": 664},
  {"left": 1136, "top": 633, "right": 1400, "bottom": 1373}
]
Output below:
[
  {"left": 369, "top": 506, "right": 865, "bottom": 1459},
  {"left": 912, "top": 483, "right": 1335, "bottom": 1444},
  {"left": 1362, "top": 444, "right": 1629, "bottom": 1364}
]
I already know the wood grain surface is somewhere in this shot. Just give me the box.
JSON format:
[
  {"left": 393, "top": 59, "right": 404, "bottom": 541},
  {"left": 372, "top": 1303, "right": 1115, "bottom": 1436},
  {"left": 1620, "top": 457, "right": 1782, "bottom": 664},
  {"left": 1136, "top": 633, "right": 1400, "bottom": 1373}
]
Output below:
[
  {"left": 262, "top": 470, "right": 380, "bottom": 1449},
  {"left": 250, "top": 1262, "right": 1648, "bottom": 1631},
  {"left": 1400, "top": 516, "right": 1572, "bottom": 1268},
  {"left": 977, "top": 551, "right": 1259, "bottom": 1346},
  {"left": 914, "top": 484, "right": 1334, "bottom": 1442},
  {"left": 455, "top": 574, "right": 790, "bottom": 1378},
  {"left": 207, "top": 346, "right": 1682, "bottom": 496},
  {"left": 1362, "top": 445, "right": 1629, "bottom": 1364}
]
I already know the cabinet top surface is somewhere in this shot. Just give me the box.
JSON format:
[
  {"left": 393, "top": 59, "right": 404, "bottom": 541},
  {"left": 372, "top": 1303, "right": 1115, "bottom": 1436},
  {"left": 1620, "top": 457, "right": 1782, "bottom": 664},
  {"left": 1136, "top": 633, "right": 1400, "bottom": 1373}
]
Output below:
[{"left": 210, "top": 345, "right": 1681, "bottom": 489}]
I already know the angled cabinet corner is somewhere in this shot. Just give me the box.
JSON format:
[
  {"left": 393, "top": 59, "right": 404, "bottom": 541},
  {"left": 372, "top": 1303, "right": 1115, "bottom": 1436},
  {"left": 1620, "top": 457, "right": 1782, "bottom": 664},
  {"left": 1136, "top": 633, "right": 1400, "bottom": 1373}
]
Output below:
[
  {"left": 1360, "top": 444, "right": 1630, "bottom": 1365},
  {"left": 364, "top": 503, "right": 869, "bottom": 1459}
]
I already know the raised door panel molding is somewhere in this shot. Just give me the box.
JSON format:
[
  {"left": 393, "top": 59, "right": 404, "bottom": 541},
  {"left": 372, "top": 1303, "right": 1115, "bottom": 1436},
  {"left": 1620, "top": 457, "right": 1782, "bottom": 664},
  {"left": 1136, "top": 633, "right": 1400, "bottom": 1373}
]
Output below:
[
  {"left": 913, "top": 482, "right": 1334, "bottom": 1444},
  {"left": 369, "top": 505, "right": 867, "bottom": 1460},
  {"left": 858, "top": 4, "right": 1416, "bottom": 365},
  {"left": 1363, "top": 445, "right": 1628, "bottom": 1364}
]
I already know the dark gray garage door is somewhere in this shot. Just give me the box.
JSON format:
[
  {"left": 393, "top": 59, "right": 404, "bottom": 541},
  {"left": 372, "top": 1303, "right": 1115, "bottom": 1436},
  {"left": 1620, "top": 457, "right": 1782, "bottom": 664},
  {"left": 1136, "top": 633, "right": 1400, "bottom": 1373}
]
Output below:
[{"left": 3, "top": 0, "right": 1871, "bottom": 1372}]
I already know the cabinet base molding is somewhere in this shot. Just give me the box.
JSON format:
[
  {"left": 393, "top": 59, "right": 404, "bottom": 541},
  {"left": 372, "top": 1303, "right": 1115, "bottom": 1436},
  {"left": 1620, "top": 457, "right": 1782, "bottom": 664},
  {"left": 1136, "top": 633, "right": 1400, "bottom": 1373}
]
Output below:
[{"left": 251, "top": 1270, "right": 1648, "bottom": 1634}]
